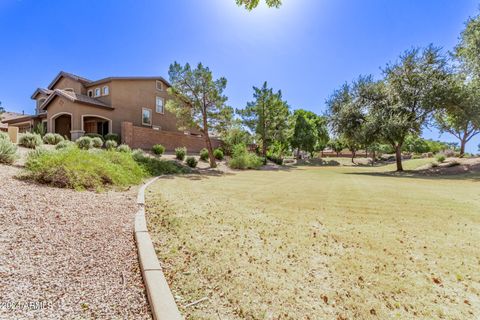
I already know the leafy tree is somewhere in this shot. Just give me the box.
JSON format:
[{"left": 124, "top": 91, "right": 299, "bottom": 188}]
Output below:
[
  {"left": 402, "top": 135, "right": 430, "bottom": 154},
  {"left": 236, "top": 0, "right": 281, "bottom": 10},
  {"left": 222, "top": 124, "right": 253, "bottom": 155},
  {"left": 434, "top": 75, "right": 480, "bottom": 156},
  {"left": 237, "top": 81, "right": 290, "bottom": 160},
  {"left": 361, "top": 46, "right": 449, "bottom": 171},
  {"left": 455, "top": 13, "right": 480, "bottom": 76},
  {"left": 327, "top": 138, "right": 345, "bottom": 157},
  {"left": 290, "top": 109, "right": 329, "bottom": 158},
  {"left": 166, "top": 62, "right": 232, "bottom": 168},
  {"left": 327, "top": 77, "right": 380, "bottom": 163}
]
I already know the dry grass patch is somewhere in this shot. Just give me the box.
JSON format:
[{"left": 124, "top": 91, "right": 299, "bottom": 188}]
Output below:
[{"left": 146, "top": 162, "right": 480, "bottom": 319}]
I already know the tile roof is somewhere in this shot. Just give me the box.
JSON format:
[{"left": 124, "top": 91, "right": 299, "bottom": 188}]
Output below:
[{"left": 39, "top": 89, "right": 112, "bottom": 111}]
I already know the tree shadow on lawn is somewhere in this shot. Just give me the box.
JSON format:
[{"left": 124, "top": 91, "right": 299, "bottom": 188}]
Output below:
[{"left": 344, "top": 170, "right": 480, "bottom": 182}]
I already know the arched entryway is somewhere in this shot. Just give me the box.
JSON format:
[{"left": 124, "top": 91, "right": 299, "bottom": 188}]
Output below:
[
  {"left": 82, "top": 115, "right": 112, "bottom": 136},
  {"left": 51, "top": 113, "right": 72, "bottom": 140}
]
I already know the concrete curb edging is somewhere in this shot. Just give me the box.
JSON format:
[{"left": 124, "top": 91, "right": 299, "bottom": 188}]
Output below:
[{"left": 135, "top": 177, "right": 183, "bottom": 320}]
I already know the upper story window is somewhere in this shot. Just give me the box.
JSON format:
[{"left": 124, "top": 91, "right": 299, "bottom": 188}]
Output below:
[
  {"left": 156, "top": 80, "right": 163, "bottom": 91},
  {"left": 87, "top": 90, "right": 93, "bottom": 97},
  {"left": 102, "top": 86, "right": 109, "bottom": 96},
  {"left": 142, "top": 108, "right": 152, "bottom": 126},
  {"left": 156, "top": 97, "right": 164, "bottom": 114},
  {"left": 94, "top": 88, "right": 101, "bottom": 97}
]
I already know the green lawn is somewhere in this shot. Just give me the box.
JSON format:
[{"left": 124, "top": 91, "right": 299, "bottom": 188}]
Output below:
[{"left": 145, "top": 160, "right": 480, "bottom": 319}]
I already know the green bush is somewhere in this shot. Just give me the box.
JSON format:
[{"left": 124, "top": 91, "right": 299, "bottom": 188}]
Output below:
[
  {"left": 55, "top": 140, "right": 75, "bottom": 150},
  {"left": 228, "top": 143, "right": 263, "bottom": 170},
  {"left": 200, "top": 148, "right": 209, "bottom": 161},
  {"left": 91, "top": 137, "right": 104, "bottom": 148},
  {"left": 213, "top": 148, "right": 224, "bottom": 160},
  {"left": 85, "top": 133, "right": 104, "bottom": 141},
  {"left": 0, "top": 132, "right": 10, "bottom": 141},
  {"left": 175, "top": 147, "right": 187, "bottom": 161},
  {"left": 43, "top": 133, "right": 59, "bottom": 145},
  {"left": 19, "top": 133, "right": 43, "bottom": 149},
  {"left": 105, "top": 140, "right": 118, "bottom": 150},
  {"left": 186, "top": 156, "right": 198, "bottom": 168},
  {"left": 117, "top": 144, "right": 131, "bottom": 153},
  {"left": 104, "top": 133, "right": 120, "bottom": 143},
  {"left": 76, "top": 136, "right": 93, "bottom": 150},
  {"left": 132, "top": 149, "right": 190, "bottom": 175},
  {"left": 152, "top": 144, "right": 165, "bottom": 155},
  {"left": 23, "top": 147, "right": 146, "bottom": 190},
  {"left": 435, "top": 154, "right": 446, "bottom": 163},
  {"left": 0, "top": 139, "right": 18, "bottom": 164}
]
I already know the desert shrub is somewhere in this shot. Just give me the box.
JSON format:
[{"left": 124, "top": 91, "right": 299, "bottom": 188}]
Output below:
[
  {"left": 76, "top": 136, "right": 93, "bottom": 150},
  {"left": 213, "top": 148, "right": 224, "bottom": 160},
  {"left": 104, "top": 133, "right": 120, "bottom": 143},
  {"left": 200, "top": 148, "right": 209, "bottom": 161},
  {"left": 0, "top": 132, "right": 10, "bottom": 141},
  {"left": 186, "top": 156, "right": 198, "bottom": 168},
  {"left": 175, "top": 147, "right": 187, "bottom": 161},
  {"left": 133, "top": 149, "right": 190, "bottom": 175},
  {"left": 152, "top": 144, "right": 165, "bottom": 156},
  {"left": 0, "top": 139, "right": 18, "bottom": 164},
  {"left": 91, "top": 137, "right": 103, "bottom": 148},
  {"left": 117, "top": 144, "right": 131, "bottom": 153},
  {"left": 85, "top": 133, "right": 104, "bottom": 141},
  {"left": 435, "top": 154, "right": 446, "bottom": 163},
  {"left": 19, "top": 133, "right": 43, "bottom": 149},
  {"left": 228, "top": 143, "right": 263, "bottom": 170},
  {"left": 105, "top": 140, "right": 118, "bottom": 150},
  {"left": 23, "top": 147, "right": 146, "bottom": 190},
  {"left": 55, "top": 140, "right": 75, "bottom": 150},
  {"left": 43, "top": 133, "right": 64, "bottom": 145}
]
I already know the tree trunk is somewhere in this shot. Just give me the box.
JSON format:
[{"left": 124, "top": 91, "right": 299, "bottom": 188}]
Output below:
[
  {"left": 262, "top": 142, "right": 267, "bottom": 164},
  {"left": 395, "top": 145, "right": 403, "bottom": 171},
  {"left": 202, "top": 112, "right": 216, "bottom": 168},
  {"left": 296, "top": 148, "right": 300, "bottom": 160},
  {"left": 460, "top": 138, "right": 467, "bottom": 157},
  {"left": 365, "top": 148, "right": 368, "bottom": 158},
  {"left": 351, "top": 150, "right": 356, "bottom": 164},
  {"left": 372, "top": 150, "right": 375, "bottom": 167}
]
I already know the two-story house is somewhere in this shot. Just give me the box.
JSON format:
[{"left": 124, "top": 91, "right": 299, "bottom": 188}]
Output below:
[{"left": 3, "top": 71, "right": 220, "bottom": 151}]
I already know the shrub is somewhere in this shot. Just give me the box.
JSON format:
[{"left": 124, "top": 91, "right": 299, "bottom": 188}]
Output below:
[
  {"left": 175, "top": 147, "right": 187, "bottom": 161},
  {"left": 55, "top": 140, "right": 75, "bottom": 150},
  {"left": 0, "top": 132, "right": 10, "bottom": 141},
  {"left": 85, "top": 133, "right": 104, "bottom": 141},
  {"left": 152, "top": 144, "right": 165, "bottom": 156},
  {"left": 104, "top": 133, "right": 120, "bottom": 143},
  {"left": 43, "top": 133, "right": 56, "bottom": 145},
  {"left": 91, "top": 137, "right": 104, "bottom": 148},
  {"left": 19, "top": 133, "right": 43, "bottom": 149},
  {"left": 228, "top": 143, "right": 263, "bottom": 170},
  {"left": 117, "top": 144, "right": 131, "bottom": 153},
  {"left": 24, "top": 147, "right": 146, "bottom": 190},
  {"left": 105, "top": 140, "right": 118, "bottom": 150},
  {"left": 133, "top": 149, "right": 190, "bottom": 175},
  {"left": 76, "top": 136, "right": 93, "bottom": 150},
  {"left": 186, "top": 156, "right": 198, "bottom": 168},
  {"left": 0, "top": 139, "right": 17, "bottom": 164},
  {"left": 435, "top": 154, "right": 446, "bottom": 163},
  {"left": 200, "top": 148, "right": 209, "bottom": 161},
  {"left": 213, "top": 148, "right": 224, "bottom": 160}
]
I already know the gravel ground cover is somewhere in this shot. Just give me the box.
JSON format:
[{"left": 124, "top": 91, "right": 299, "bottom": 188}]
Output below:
[{"left": 0, "top": 164, "right": 151, "bottom": 319}]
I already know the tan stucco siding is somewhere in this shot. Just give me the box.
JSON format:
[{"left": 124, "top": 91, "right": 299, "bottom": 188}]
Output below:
[
  {"left": 46, "top": 97, "right": 114, "bottom": 133},
  {"left": 52, "top": 77, "right": 86, "bottom": 94}
]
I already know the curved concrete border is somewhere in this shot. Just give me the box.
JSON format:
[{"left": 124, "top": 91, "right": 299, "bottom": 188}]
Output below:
[{"left": 135, "top": 177, "right": 183, "bottom": 320}]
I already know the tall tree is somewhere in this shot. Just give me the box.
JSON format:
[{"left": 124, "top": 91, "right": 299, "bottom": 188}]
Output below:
[
  {"left": 237, "top": 82, "right": 290, "bottom": 160},
  {"left": 290, "top": 109, "right": 329, "bottom": 158},
  {"left": 236, "top": 0, "right": 281, "bottom": 10},
  {"left": 434, "top": 75, "right": 480, "bottom": 156},
  {"left": 455, "top": 13, "right": 480, "bottom": 76},
  {"left": 364, "top": 46, "right": 449, "bottom": 171},
  {"left": 166, "top": 62, "right": 232, "bottom": 168}
]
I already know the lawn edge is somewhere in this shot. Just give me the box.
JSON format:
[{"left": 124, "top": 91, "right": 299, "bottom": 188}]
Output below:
[{"left": 135, "top": 177, "right": 183, "bottom": 320}]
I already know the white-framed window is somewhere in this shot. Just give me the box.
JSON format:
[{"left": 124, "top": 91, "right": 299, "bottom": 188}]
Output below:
[
  {"left": 94, "top": 88, "right": 101, "bottom": 97},
  {"left": 156, "top": 96, "right": 164, "bottom": 114},
  {"left": 102, "top": 86, "right": 109, "bottom": 96},
  {"left": 87, "top": 90, "right": 93, "bottom": 97},
  {"left": 142, "top": 108, "right": 152, "bottom": 126},
  {"left": 156, "top": 80, "right": 163, "bottom": 91}
]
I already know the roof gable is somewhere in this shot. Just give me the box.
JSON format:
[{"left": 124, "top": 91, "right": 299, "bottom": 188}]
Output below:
[{"left": 47, "top": 71, "right": 91, "bottom": 90}]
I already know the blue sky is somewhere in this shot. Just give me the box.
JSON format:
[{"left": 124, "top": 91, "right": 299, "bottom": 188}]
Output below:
[{"left": 0, "top": 0, "right": 479, "bottom": 152}]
